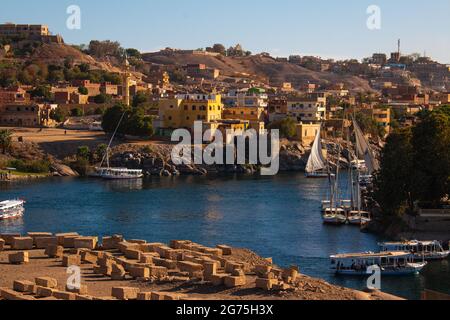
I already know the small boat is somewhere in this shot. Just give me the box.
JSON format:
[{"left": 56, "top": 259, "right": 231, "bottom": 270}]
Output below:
[
  {"left": 330, "top": 251, "right": 427, "bottom": 276},
  {"left": 379, "top": 240, "right": 450, "bottom": 261},
  {"left": 348, "top": 211, "right": 372, "bottom": 225},
  {"left": 0, "top": 199, "right": 25, "bottom": 220},
  {"left": 305, "top": 125, "right": 329, "bottom": 178},
  {"left": 94, "top": 167, "right": 143, "bottom": 180},
  {"left": 323, "top": 208, "right": 347, "bottom": 225}
]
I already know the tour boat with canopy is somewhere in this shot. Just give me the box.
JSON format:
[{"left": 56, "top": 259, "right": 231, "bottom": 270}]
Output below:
[
  {"left": 330, "top": 251, "right": 427, "bottom": 276},
  {"left": 0, "top": 199, "right": 25, "bottom": 220},
  {"left": 379, "top": 240, "right": 450, "bottom": 261}
]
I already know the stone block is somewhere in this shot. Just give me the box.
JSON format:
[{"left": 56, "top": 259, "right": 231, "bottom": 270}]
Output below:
[
  {"left": 62, "top": 254, "right": 81, "bottom": 267},
  {"left": 178, "top": 261, "right": 204, "bottom": 274},
  {"left": 129, "top": 266, "right": 149, "bottom": 278},
  {"left": 282, "top": 266, "right": 299, "bottom": 282},
  {"left": 170, "top": 240, "right": 192, "bottom": 249},
  {"left": 117, "top": 241, "right": 140, "bottom": 253},
  {"left": 139, "top": 242, "right": 165, "bottom": 253},
  {"left": 35, "top": 277, "right": 58, "bottom": 288},
  {"left": 140, "top": 253, "right": 156, "bottom": 264},
  {"left": 36, "top": 286, "right": 55, "bottom": 298},
  {"left": 111, "top": 263, "right": 127, "bottom": 280},
  {"left": 203, "top": 262, "right": 217, "bottom": 280},
  {"left": 0, "top": 233, "right": 21, "bottom": 245},
  {"left": 13, "top": 280, "right": 36, "bottom": 293},
  {"left": 0, "top": 287, "right": 35, "bottom": 300},
  {"left": 128, "top": 239, "right": 147, "bottom": 244},
  {"left": 81, "top": 251, "right": 98, "bottom": 265},
  {"left": 210, "top": 274, "right": 228, "bottom": 286},
  {"left": 55, "top": 233, "right": 79, "bottom": 246},
  {"left": 150, "top": 292, "right": 165, "bottom": 300},
  {"left": 75, "top": 294, "right": 94, "bottom": 300},
  {"left": 255, "top": 278, "right": 278, "bottom": 291},
  {"left": 149, "top": 266, "right": 168, "bottom": 278},
  {"left": 0, "top": 238, "right": 5, "bottom": 251},
  {"left": 273, "top": 282, "right": 291, "bottom": 291},
  {"left": 225, "top": 261, "right": 243, "bottom": 274},
  {"left": 137, "top": 292, "right": 152, "bottom": 300},
  {"left": 124, "top": 248, "right": 142, "bottom": 260},
  {"left": 11, "top": 237, "right": 34, "bottom": 250},
  {"left": 44, "top": 244, "right": 64, "bottom": 258},
  {"left": 93, "top": 264, "right": 112, "bottom": 276},
  {"left": 53, "top": 291, "right": 77, "bottom": 300},
  {"left": 224, "top": 275, "right": 246, "bottom": 288},
  {"left": 217, "top": 245, "right": 232, "bottom": 255},
  {"left": 74, "top": 237, "right": 98, "bottom": 250},
  {"left": 27, "top": 232, "right": 53, "bottom": 245},
  {"left": 60, "top": 235, "right": 79, "bottom": 248},
  {"left": 153, "top": 257, "right": 177, "bottom": 269},
  {"left": 111, "top": 287, "right": 140, "bottom": 300},
  {"left": 8, "top": 251, "right": 29, "bottom": 264},
  {"left": 66, "top": 284, "right": 88, "bottom": 295},
  {"left": 254, "top": 265, "right": 272, "bottom": 276},
  {"left": 35, "top": 236, "right": 58, "bottom": 249}
]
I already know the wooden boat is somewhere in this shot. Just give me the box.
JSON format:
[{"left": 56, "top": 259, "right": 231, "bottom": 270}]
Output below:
[
  {"left": 323, "top": 208, "right": 347, "bottom": 225},
  {"left": 330, "top": 251, "right": 427, "bottom": 276},
  {"left": 379, "top": 240, "right": 450, "bottom": 261},
  {"left": 0, "top": 199, "right": 25, "bottom": 220},
  {"left": 347, "top": 211, "right": 371, "bottom": 225}
]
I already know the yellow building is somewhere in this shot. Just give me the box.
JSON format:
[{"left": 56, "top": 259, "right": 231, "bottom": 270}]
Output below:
[
  {"left": 296, "top": 123, "right": 321, "bottom": 146},
  {"left": 156, "top": 94, "right": 223, "bottom": 131},
  {"left": 222, "top": 106, "right": 266, "bottom": 122}
]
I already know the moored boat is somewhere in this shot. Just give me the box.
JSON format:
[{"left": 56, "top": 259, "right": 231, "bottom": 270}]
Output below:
[
  {"left": 330, "top": 251, "right": 427, "bottom": 276},
  {"left": 379, "top": 240, "right": 450, "bottom": 261},
  {"left": 0, "top": 199, "right": 25, "bottom": 220},
  {"left": 323, "top": 208, "right": 347, "bottom": 225},
  {"left": 305, "top": 125, "right": 329, "bottom": 178},
  {"left": 347, "top": 211, "right": 372, "bottom": 226}
]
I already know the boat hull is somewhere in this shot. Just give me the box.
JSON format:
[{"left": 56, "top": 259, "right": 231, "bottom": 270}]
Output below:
[
  {"left": 334, "top": 263, "right": 427, "bottom": 276},
  {"left": 323, "top": 215, "right": 347, "bottom": 225}
]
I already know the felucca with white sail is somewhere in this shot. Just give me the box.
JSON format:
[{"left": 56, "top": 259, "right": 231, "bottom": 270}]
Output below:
[{"left": 305, "top": 125, "right": 329, "bottom": 178}]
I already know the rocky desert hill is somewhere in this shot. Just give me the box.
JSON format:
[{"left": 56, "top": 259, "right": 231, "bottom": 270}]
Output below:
[{"left": 142, "top": 51, "right": 375, "bottom": 92}]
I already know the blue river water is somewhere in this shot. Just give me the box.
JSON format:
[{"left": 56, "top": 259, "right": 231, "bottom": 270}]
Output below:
[{"left": 1, "top": 173, "right": 449, "bottom": 299}]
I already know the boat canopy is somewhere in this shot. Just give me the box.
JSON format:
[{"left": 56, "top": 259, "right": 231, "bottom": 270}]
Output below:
[{"left": 0, "top": 200, "right": 24, "bottom": 210}]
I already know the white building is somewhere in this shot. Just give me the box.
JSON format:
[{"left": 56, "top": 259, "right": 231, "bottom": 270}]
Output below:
[
  {"left": 222, "top": 88, "right": 268, "bottom": 108},
  {"left": 287, "top": 97, "right": 326, "bottom": 122}
]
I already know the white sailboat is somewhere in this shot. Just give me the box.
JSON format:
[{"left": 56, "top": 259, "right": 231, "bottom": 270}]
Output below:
[
  {"left": 305, "top": 125, "right": 328, "bottom": 178},
  {"left": 92, "top": 112, "right": 143, "bottom": 180},
  {"left": 353, "top": 119, "right": 379, "bottom": 186}
]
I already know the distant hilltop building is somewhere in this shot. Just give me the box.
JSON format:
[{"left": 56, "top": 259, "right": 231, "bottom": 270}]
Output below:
[{"left": 0, "top": 23, "right": 64, "bottom": 44}]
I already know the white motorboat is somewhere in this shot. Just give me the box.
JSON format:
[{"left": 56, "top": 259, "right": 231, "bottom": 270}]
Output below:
[
  {"left": 379, "top": 240, "right": 450, "bottom": 261},
  {"left": 330, "top": 251, "right": 427, "bottom": 276},
  {"left": 0, "top": 199, "right": 25, "bottom": 220}
]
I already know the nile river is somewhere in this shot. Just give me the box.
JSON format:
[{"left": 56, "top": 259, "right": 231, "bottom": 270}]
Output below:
[{"left": 1, "top": 173, "right": 449, "bottom": 299}]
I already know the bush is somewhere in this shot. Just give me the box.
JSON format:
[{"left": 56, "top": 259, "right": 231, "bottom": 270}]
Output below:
[
  {"left": 71, "top": 108, "right": 84, "bottom": 117},
  {"left": 7, "top": 159, "right": 50, "bottom": 173},
  {"left": 268, "top": 118, "right": 297, "bottom": 139}
]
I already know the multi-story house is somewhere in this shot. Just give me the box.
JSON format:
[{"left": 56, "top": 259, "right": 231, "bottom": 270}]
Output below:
[{"left": 287, "top": 94, "right": 327, "bottom": 122}]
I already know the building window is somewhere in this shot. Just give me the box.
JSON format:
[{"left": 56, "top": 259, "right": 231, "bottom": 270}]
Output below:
[
  {"left": 168, "top": 116, "right": 172, "bottom": 121},
  {"left": 192, "top": 106, "right": 196, "bottom": 111}
]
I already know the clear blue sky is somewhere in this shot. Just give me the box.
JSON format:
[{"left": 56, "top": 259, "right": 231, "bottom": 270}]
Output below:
[{"left": 1, "top": 0, "right": 449, "bottom": 63}]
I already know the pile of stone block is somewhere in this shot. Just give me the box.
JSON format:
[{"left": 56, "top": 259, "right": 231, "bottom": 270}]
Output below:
[{"left": 254, "top": 265, "right": 298, "bottom": 292}]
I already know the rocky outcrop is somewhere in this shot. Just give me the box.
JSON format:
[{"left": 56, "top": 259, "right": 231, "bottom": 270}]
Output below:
[{"left": 51, "top": 163, "right": 79, "bottom": 177}]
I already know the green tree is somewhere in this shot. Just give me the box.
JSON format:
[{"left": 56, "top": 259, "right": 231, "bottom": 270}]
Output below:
[
  {"left": 95, "top": 144, "right": 108, "bottom": 163},
  {"left": 268, "top": 118, "right": 297, "bottom": 139},
  {"left": 50, "top": 107, "right": 68, "bottom": 123},
  {"left": 132, "top": 91, "right": 149, "bottom": 108},
  {"left": 77, "top": 146, "right": 91, "bottom": 160},
  {"left": 0, "top": 129, "right": 13, "bottom": 154},
  {"left": 78, "top": 86, "right": 88, "bottom": 95},
  {"left": 31, "top": 85, "right": 52, "bottom": 100},
  {"left": 373, "top": 129, "right": 415, "bottom": 216},
  {"left": 102, "top": 103, "right": 154, "bottom": 137},
  {"left": 71, "top": 108, "right": 84, "bottom": 117},
  {"left": 412, "top": 111, "right": 450, "bottom": 205},
  {"left": 94, "top": 93, "right": 112, "bottom": 104}
]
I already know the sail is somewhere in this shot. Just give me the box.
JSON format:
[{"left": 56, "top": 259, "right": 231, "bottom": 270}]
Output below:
[
  {"left": 353, "top": 120, "right": 380, "bottom": 174},
  {"left": 306, "top": 126, "right": 326, "bottom": 173}
]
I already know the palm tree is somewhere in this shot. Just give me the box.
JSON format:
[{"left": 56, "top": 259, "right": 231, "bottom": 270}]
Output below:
[{"left": 0, "top": 129, "right": 13, "bottom": 154}]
